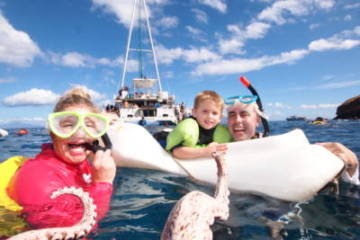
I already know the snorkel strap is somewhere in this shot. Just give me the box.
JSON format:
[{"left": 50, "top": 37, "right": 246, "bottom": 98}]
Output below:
[
  {"left": 84, "top": 133, "right": 113, "bottom": 153},
  {"left": 240, "top": 76, "right": 270, "bottom": 137}
]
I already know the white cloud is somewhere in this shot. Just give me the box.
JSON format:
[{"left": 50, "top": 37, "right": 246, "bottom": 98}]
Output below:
[
  {"left": 191, "top": 8, "right": 208, "bottom": 24},
  {"left": 157, "top": 16, "right": 178, "bottom": 29},
  {"left": 156, "top": 45, "right": 220, "bottom": 64},
  {"left": 258, "top": 0, "right": 335, "bottom": 25},
  {"left": 123, "top": 58, "right": 140, "bottom": 72},
  {"left": 198, "top": 0, "right": 227, "bottom": 13},
  {"left": 268, "top": 102, "right": 292, "bottom": 109},
  {"left": 300, "top": 103, "right": 338, "bottom": 109},
  {"left": 193, "top": 48, "right": 309, "bottom": 75},
  {"left": 250, "top": 0, "right": 273, "bottom": 2},
  {"left": 91, "top": 0, "right": 168, "bottom": 27},
  {"left": 0, "top": 77, "right": 16, "bottom": 83},
  {"left": 156, "top": 45, "right": 183, "bottom": 64},
  {"left": 62, "top": 52, "right": 92, "bottom": 67},
  {"left": 273, "top": 49, "right": 310, "bottom": 64},
  {"left": 308, "top": 25, "right": 360, "bottom": 52},
  {"left": 48, "top": 51, "right": 120, "bottom": 68},
  {"left": 91, "top": 0, "right": 134, "bottom": 27},
  {"left": 314, "top": 0, "right": 335, "bottom": 10},
  {"left": 340, "top": 25, "right": 360, "bottom": 38},
  {"left": 147, "top": 0, "right": 169, "bottom": 4},
  {"left": 102, "top": 69, "right": 116, "bottom": 85},
  {"left": 266, "top": 110, "right": 285, "bottom": 120},
  {"left": 218, "top": 22, "right": 270, "bottom": 54},
  {"left": 186, "top": 26, "right": 203, "bottom": 35},
  {"left": 185, "top": 26, "right": 207, "bottom": 42},
  {"left": 344, "top": 3, "right": 360, "bottom": 10},
  {"left": 216, "top": 0, "right": 335, "bottom": 56},
  {"left": 69, "top": 85, "right": 106, "bottom": 101},
  {"left": 162, "top": 71, "right": 174, "bottom": 79},
  {"left": 322, "top": 75, "right": 335, "bottom": 81},
  {"left": 244, "top": 22, "right": 271, "bottom": 39},
  {"left": 354, "top": 26, "right": 360, "bottom": 35},
  {"left": 309, "top": 23, "right": 320, "bottom": 30},
  {"left": 316, "top": 80, "right": 360, "bottom": 89},
  {"left": 182, "top": 48, "right": 220, "bottom": 63},
  {"left": 218, "top": 37, "right": 246, "bottom": 55},
  {"left": 309, "top": 38, "right": 360, "bottom": 51},
  {"left": 258, "top": 1, "right": 309, "bottom": 24},
  {"left": 194, "top": 57, "right": 265, "bottom": 75},
  {"left": 344, "top": 14, "right": 352, "bottom": 21},
  {"left": 3, "top": 89, "right": 60, "bottom": 106},
  {"left": 0, "top": 14, "right": 42, "bottom": 67},
  {"left": 196, "top": 24, "right": 360, "bottom": 76}
]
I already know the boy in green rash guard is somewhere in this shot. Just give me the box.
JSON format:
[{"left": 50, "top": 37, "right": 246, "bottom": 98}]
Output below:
[{"left": 166, "top": 90, "right": 231, "bottom": 160}]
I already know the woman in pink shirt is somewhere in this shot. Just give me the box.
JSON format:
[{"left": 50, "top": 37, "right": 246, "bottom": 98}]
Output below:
[{"left": 8, "top": 87, "right": 116, "bottom": 229}]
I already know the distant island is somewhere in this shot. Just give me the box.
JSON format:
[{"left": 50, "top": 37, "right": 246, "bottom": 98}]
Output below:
[
  {"left": 286, "top": 115, "right": 307, "bottom": 121},
  {"left": 335, "top": 95, "right": 360, "bottom": 120},
  {"left": 0, "top": 121, "right": 44, "bottom": 129}
]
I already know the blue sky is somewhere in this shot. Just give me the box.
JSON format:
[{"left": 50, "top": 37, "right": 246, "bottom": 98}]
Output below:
[{"left": 0, "top": 0, "right": 359, "bottom": 127}]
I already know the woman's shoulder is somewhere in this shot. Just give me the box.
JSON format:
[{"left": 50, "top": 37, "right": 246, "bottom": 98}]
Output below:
[
  {"left": 17, "top": 145, "right": 65, "bottom": 180},
  {"left": 23, "top": 147, "right": 58, "bottom": 168}
]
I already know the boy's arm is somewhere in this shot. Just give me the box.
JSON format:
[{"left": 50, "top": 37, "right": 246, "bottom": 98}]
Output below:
[{"left": 173, "top": 142, "right": 228, "bottom": 160}]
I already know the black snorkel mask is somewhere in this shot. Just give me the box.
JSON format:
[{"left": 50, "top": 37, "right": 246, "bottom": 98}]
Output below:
[{"left": 239, "top": 76, "right": 270, "bottom": 137}]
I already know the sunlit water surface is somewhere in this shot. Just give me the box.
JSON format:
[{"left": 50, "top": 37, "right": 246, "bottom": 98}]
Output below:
[{"left": 1, "top": 120, "right": 359, "bottom": 239}]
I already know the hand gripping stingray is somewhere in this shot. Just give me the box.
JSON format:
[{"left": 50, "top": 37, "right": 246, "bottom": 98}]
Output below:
[
  {"left": 8, "top": 186, "right": 97, "bottom": 240},
  {"left": 161, "top": 152, "right": 230, "bottom": 240}
]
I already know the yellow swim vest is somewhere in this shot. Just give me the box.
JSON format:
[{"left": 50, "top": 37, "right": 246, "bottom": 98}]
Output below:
[{"left": 0, "top": 156, "right": 27, "bottom": 211}]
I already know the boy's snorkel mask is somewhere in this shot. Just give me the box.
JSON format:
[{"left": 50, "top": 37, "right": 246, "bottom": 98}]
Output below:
[{"left": 228, "top": 76, "right": 270, "bottom": 137}]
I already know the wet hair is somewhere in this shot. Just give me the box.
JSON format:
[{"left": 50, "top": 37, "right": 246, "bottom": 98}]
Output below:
[
  {"left": 193, "top": 90, "right": 224, "bottom": 112},
  {"left": 227, "top": 102, "right": 266, "bottom": 119},
  {"left": 53, "top": 87, "right": 99, "bottom": 113}
]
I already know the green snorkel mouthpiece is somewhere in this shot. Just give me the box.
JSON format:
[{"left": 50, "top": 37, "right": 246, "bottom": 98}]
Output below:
[{"left": 240, "top": 76, "right": 270, "bottom": 137}]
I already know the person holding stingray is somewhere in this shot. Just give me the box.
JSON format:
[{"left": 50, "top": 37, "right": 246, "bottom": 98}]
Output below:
[{"left": 7, "top": 87, "right": 116, "bottom": 230}]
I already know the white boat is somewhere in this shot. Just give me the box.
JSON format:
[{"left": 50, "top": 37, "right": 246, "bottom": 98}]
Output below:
[
  {"left": 0, "top": 128, "right": 8, "bottom": 137},
  {"left": 115, "top": 83, "right": 180, "bottom": 125},
  {"left": 112, "top": 0, "right": 183, "bottom": 125}
]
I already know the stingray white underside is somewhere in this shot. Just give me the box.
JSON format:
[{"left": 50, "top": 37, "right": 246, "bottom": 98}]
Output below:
[{"left": 108, "top": 123, "right": 344, "bottom": 202}]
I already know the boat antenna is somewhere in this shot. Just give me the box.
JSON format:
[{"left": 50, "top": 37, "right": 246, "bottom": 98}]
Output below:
[{"left": 240, "top": 76, "right": 270, "bottom": 137}]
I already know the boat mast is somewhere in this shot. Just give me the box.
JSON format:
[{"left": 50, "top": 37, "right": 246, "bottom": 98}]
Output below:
[
  {"left": 142, "top": 0, "right": 162, "bottom": 91},
  {"left": 120, "top": 0, "right": 162, "bottom": 92},
  {"left": 120, "top": 0, "right": 136, "bottom": 90}
]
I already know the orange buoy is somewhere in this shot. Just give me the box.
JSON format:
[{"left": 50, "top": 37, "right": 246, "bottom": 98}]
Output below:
[{"left": 17, "top": 128, "right": 29, "bottom": 136}]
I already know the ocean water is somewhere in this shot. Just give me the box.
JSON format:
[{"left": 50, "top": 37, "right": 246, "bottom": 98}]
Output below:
[{"left": 1, "top": 120, "right": 359, "bottom": 239}]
